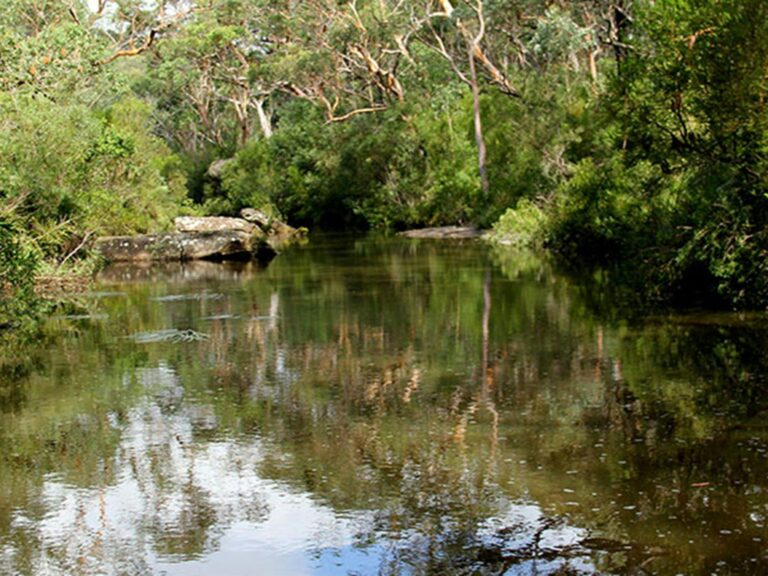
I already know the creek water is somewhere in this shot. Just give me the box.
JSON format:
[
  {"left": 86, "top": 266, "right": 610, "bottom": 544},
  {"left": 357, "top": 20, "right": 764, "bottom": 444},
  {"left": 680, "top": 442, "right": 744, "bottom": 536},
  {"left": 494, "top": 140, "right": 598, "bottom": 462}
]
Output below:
[{"left": 1, "top": 236, "right": 767, "bottom": 575}]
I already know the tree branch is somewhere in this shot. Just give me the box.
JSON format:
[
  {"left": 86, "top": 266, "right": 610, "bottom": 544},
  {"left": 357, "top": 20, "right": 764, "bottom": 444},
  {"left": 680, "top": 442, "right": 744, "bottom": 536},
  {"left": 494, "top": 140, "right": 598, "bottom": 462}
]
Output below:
[
  {"left": 100, "top": 4, "right": 210, "bottom": 66},
  {"left": 326, "top": 105, "right": 388, "bottom": 123},
  {"left": 101, "top": 29, "right": 157, "bottom": 65}
]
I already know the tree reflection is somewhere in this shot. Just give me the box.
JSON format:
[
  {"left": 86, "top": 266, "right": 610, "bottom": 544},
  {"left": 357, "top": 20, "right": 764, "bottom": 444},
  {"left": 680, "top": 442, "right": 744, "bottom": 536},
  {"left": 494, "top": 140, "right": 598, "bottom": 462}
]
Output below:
[{"left": 1, "top": 238, "right": 767, "bottom": 574}]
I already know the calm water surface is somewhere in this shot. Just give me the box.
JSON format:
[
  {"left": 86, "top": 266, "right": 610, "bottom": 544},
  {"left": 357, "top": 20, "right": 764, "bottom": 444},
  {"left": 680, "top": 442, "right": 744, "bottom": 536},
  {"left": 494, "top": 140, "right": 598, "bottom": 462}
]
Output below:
[{"left": 1, "top": 236, "right": 768, "bottom": 575}]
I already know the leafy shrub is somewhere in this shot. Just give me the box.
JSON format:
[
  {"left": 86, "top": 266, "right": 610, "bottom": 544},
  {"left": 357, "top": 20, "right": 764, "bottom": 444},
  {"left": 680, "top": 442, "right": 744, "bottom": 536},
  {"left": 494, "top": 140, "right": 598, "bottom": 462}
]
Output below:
[
  {"left": 0, "top": 223, "right": 39, "bottom": 325},
  {"left": 489, "top": 199, "right": 549, "bottom": 249},
  {"left": 0, "top": 95, "right": 188, "bottom": 259},
  {"left": 202, "top": 141, "right": 275, "bottom": 216},
  {"left": 547, "top": 155, "right": 665, "bottom": 259}
]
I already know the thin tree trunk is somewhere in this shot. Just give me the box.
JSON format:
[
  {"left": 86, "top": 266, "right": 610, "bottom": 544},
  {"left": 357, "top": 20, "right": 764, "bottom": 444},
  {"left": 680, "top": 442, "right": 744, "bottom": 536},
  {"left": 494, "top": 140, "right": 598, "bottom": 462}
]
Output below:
[
  {"left": 239, "top": 118, "right": 249, "bottom": 146},
  {"left": 254, "top": 98, "right": 273, "bottom": 139},
  {"left": 234, "top": 100, "right": 250, "bottom": 146},
  {"left": 468, "top": 47, "right": 489, "bottom": 199}
]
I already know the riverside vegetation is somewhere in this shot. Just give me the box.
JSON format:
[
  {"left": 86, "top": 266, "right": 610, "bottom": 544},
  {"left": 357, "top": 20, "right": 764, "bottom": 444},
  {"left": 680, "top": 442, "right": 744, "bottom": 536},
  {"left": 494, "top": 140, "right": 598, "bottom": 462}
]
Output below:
[{"left": 2, "top": 0, "right": 768, "bottom": 323}]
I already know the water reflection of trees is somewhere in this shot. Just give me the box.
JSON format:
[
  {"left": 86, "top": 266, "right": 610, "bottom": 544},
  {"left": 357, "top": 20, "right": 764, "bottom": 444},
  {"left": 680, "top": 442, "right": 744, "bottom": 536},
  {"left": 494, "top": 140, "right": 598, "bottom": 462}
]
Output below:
[
  {"left": 1, "top": 239, "right": 768, "bottom": 574},
  {"left": 179, "top": 244, "right": 767, "bottom": 573}
]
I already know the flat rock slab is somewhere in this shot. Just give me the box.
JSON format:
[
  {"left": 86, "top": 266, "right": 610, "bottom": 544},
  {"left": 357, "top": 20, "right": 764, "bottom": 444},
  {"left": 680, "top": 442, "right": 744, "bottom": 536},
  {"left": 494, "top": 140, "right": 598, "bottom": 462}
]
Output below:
[
  {"left": 399, "top": 226, "right": 484, "bottom": 239},
  {"left": 94, "top": 231, "right": 272, "bottom": 262},
  {"left": 174, "top": 216, "right": 259, "bottom": 235},
  {"left": 95, "top": 211, "right": 305, "bottom": 265}
]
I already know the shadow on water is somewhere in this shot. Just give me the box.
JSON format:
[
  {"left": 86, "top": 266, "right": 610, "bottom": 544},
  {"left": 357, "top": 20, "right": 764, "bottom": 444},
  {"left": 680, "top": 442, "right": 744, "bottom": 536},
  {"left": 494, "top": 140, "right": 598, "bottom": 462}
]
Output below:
[{"left": 1, "top": 236, "right": 767, "bottom": 575}]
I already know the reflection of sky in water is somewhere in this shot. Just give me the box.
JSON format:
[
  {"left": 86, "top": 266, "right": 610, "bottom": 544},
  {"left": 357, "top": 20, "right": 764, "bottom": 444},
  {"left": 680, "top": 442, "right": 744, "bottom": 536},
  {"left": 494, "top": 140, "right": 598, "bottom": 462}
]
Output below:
[{"left": 6, "top": 364, "right": 597, "bottom": 575}]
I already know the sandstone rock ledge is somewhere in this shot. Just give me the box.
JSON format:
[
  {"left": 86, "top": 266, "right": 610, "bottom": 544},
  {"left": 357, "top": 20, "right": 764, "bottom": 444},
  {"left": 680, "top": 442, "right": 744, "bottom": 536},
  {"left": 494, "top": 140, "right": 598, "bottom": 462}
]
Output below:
[{"left": 95, "top": 210, "right": 306, "bottom": 263}]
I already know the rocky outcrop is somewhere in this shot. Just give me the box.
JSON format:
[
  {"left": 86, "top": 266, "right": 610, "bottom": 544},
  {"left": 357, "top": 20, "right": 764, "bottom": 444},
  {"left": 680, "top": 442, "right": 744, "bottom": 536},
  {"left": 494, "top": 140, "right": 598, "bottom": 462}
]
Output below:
[
  {"left": 94, "top": 230, "right": 270, "bottom": 262},
  {"left": 206, "top": 158, "right": 234, "bottom": 180},
  {"left": 174, "top": 216, "right": 259, "bottom": 236},
  {"left": 240, "top": 208, "right": 270, "bottom": 228},
  {"left": 239, "top": 208, "right": 307, "bottom": 251},
  {"left": 94, "top": 210, "right": 305, "bottom": 264}
]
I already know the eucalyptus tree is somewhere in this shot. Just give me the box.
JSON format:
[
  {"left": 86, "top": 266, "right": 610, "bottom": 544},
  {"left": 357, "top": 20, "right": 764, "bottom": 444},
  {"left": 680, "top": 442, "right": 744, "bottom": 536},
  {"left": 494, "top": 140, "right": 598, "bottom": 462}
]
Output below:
[
  {"left": 0, "top": 0, "right": 188, "bottom": 263},
  {"left": 269, "top": 0, "right": 413, "bottom": 121},
  {"left": 402, "top": 0, "right": 611, "bottom": 203},
  {"left": 143, "top": 1, "right": 281, "bottom": 152}
]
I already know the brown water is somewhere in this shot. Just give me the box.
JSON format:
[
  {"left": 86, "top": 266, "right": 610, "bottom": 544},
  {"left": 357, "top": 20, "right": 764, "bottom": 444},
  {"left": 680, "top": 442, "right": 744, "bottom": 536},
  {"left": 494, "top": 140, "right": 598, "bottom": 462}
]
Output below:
[{"left": 1, "top": 236, "right": 767, "bottom": 575}]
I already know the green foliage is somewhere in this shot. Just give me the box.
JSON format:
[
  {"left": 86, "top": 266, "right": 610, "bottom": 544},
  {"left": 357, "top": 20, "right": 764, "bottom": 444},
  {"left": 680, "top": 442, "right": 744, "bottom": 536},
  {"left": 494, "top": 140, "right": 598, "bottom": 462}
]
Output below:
[
  {"left": 197, "top": 97, "right": 482, "bottom": 230},
  {"left": 1, "top": 0, "right": 767, "bottom": 309},
  {"left": 0, "top": 3, "right": 193, "bottom": 324},
  {"left": 0, "top": 223, "right": 40, "bottom": 326},
  {"left": 548, "top": 154, "right": 668, "bottom": 259},
  {"left": 410, "top": 93, "right": 480, "bottom": 226},
  {"left": 0, "top": 17, "right": 112, "bottom": 100},
  {"left": 490, "top": 199, "right": 548, "bottom": 249},
  {"left": 0, "top": 95, "right": 187, "bottom": 254},
  {"left": 484, "top": 0, "right": 768, "bottom": 307},
  {"left": 82, "top": 97, "right": 190, "bottom": 235},
  {"left": 604, "top": 0, "right": 768, "bottom": 305},
  {"left": 202, "top": 141, "right": 274, "bottom": 216},
  {"left": 527, "top": 6, "right": 595, "bottom": 67}
]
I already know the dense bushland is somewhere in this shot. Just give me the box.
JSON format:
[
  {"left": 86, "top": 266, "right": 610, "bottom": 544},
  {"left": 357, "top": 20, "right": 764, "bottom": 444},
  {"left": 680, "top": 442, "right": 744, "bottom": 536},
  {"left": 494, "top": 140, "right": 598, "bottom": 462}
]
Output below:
[
  {"left": 492, "top": 0, "right": 768, "bottom": 306},
  {"left": 1, "top": 0, "right": 767, "bottom": 313}
]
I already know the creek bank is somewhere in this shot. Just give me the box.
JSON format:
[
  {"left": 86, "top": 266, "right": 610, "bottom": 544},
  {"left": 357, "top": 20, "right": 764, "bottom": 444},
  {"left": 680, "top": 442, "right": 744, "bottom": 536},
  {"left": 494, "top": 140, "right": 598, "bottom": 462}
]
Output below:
[{"left": 94, "top": 210, "right": 306, "bottom": 263}]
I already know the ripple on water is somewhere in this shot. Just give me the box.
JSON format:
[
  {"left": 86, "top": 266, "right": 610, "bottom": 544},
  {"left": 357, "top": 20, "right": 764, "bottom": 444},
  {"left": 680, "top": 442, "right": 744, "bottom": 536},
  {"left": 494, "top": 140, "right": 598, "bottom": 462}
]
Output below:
[
  {"left": 53, "top": 314, "right": 109, "bottom": 321},
  {"left": 127, "top": 329, "right": 210, "bottom": 343},
  {"left": 151, "top": 293, "right": 224, "bottom": 302}
]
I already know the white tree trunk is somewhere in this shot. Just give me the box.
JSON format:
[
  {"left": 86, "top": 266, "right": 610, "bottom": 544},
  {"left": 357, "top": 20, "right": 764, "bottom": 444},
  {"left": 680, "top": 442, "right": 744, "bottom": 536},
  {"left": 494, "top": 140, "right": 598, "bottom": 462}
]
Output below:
[
  {"left": 255, "top": 98, "right": 273, "bottom": 139},
  {"left": 468, "top": 48, "right": 489, "bottom": 198}
]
